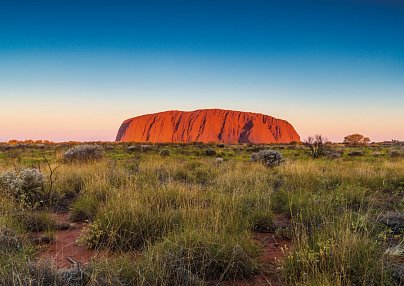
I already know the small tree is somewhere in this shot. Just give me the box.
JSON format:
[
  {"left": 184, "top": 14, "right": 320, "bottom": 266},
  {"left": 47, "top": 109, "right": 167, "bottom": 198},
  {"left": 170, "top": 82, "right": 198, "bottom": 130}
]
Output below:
[
  {"left": 304, "top": 135, "right": 327, "bottom": 159},
  {"left": 343, "top": 134, "right": 370, "bottom": 146}
]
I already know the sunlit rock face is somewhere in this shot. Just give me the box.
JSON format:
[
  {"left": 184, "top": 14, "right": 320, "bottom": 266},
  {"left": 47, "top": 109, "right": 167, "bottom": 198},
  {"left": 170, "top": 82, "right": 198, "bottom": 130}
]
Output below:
[{"left": 116, "top": 109, "right": 300, "bottom": 144}]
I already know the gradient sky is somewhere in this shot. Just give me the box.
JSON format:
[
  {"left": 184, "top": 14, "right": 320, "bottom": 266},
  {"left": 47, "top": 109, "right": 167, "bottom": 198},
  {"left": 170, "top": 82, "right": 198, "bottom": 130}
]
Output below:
[{"left": 1, "top": 0, "right": 403, "bottom": 142}]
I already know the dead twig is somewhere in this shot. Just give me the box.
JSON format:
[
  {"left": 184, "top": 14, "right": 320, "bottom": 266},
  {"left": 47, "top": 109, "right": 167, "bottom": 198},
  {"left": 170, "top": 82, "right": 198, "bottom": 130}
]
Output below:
[{"left": 42, "top": 154, "right": 62, "bottom": 206}]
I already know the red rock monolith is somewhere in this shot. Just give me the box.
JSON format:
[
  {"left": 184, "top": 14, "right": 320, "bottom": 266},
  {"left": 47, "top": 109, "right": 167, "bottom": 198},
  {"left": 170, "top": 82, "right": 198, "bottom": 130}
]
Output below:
[{"left": 116, "top": 109, "right": 300, "bottom": 144}]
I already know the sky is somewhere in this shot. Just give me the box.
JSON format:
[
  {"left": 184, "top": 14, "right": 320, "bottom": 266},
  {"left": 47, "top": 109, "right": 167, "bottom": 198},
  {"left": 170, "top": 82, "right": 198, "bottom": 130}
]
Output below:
[{"left": 0, "top": 0, "right": 403, "bottom": 142}]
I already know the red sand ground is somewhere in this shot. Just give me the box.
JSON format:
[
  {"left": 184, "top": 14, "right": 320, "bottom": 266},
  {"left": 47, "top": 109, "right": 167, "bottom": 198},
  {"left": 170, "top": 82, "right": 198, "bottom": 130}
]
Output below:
[
  {"left": 37, "top": 212, "right": 292, "bottom": 285},
  {"left": 37, "top": 213, "right": 103, "bottom": 268}
]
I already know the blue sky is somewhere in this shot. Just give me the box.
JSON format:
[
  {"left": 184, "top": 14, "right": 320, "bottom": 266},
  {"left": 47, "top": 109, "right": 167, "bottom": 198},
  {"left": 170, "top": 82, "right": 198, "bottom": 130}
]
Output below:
[{"left": 0, "top": 0, "right": 403, "bottom": 142}]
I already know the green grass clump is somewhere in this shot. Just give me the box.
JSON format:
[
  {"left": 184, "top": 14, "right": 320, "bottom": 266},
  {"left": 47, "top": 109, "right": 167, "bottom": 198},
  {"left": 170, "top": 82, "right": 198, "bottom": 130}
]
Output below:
[
  {"left": 85, "top": 196, "right": 183, "bottom": 250},
  {"left": 55, "top": 171, "right": 85, "bottom": 195},
  {"left": 136, "top": 230, "right": 260, "bottom": 284},
  {"left": 232, "top": 193, "right": 274, "bottom": 232},
  {"left": 15, "top": 211, "right": 56, "bottom": 233},
  {"left": 0, "top": 257, "right": 89, "bottom": 286},
  {"left": 70, "top": 195, "right": 99, "bottom": 222},
  {"left": 284, "top": 218, "right": 394, "bottom": 286},
  {"left": 172, "top": 161, "right": 217, "bottom": 185}
]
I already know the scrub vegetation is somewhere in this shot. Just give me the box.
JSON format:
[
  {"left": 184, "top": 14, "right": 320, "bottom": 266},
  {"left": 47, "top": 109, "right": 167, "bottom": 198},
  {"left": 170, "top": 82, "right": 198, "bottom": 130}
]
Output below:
[{"left": 0, "top": 141, "right": 403, "bottom": 285}]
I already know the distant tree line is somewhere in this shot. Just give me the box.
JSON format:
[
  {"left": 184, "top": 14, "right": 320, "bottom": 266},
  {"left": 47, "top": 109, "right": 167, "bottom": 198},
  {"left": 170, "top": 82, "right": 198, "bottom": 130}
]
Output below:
[{"left": 7, "top": 139, "right": 54, "bottom": 145}]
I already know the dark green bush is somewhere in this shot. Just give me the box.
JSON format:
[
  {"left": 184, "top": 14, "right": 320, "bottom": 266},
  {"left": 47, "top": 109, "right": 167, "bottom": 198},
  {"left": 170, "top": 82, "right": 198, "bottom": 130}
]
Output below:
[
  {"left": 204, "top": 148, "right": 217, "bottom": 157},
  {"left": 159, "top": 149, "right": 170, "bottom": 156},
  {"left": 348, "top": 150, "right": 364, "bottom": 157}
]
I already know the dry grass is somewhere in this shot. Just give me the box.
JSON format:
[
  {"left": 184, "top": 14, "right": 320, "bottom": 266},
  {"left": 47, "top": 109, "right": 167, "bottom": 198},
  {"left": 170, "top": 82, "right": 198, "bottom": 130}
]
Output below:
[{"left": 0, "top": 143, "right": 402, "bottom": 285}]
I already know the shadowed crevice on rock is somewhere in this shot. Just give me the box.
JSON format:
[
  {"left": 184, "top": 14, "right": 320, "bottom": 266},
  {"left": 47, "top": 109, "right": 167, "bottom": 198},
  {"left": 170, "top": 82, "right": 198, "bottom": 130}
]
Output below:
[{"left": 238, "top": 120, "right": 254, "bottom": 143}]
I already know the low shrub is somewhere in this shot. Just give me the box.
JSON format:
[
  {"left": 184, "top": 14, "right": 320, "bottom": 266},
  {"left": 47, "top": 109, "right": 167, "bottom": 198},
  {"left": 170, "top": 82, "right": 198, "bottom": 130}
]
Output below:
[
  {"left": 372, "top": 151, "right": 383, "bottom": 157},
  {"left": 63, "top": 145, "right": 104, "bottom": 163},
  {"left": 9, "top": 261, "right": 89, "bottom": 286},
  {"left": 140, "top": 145, "right": 154, "bottom": 152},
  {"left": 377, "top": 212, "right": 404, "bottom": 235},
  {"left": 0, "top": 227, "right": 22, "bottom": 253},
  {"left": 347, "top": 150, "right": 364, "bottom": 157},
  {"left": 324, "top": 149, "right": 342, "bottom": 159},
  {"left": 57, "top": 264, "right": 89, "bottom": 286},
  {"left": 127, "top": 145, "right": 140, "bottom": 152},
  {"left": 0, "top": 168, "right": 45, "bottom": 209},
  {"left": 389, "top": 149, "right": 403, "bottom": 158},
  {"left": 251, "top": 149, "right": 283, "bottom": 168}
]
